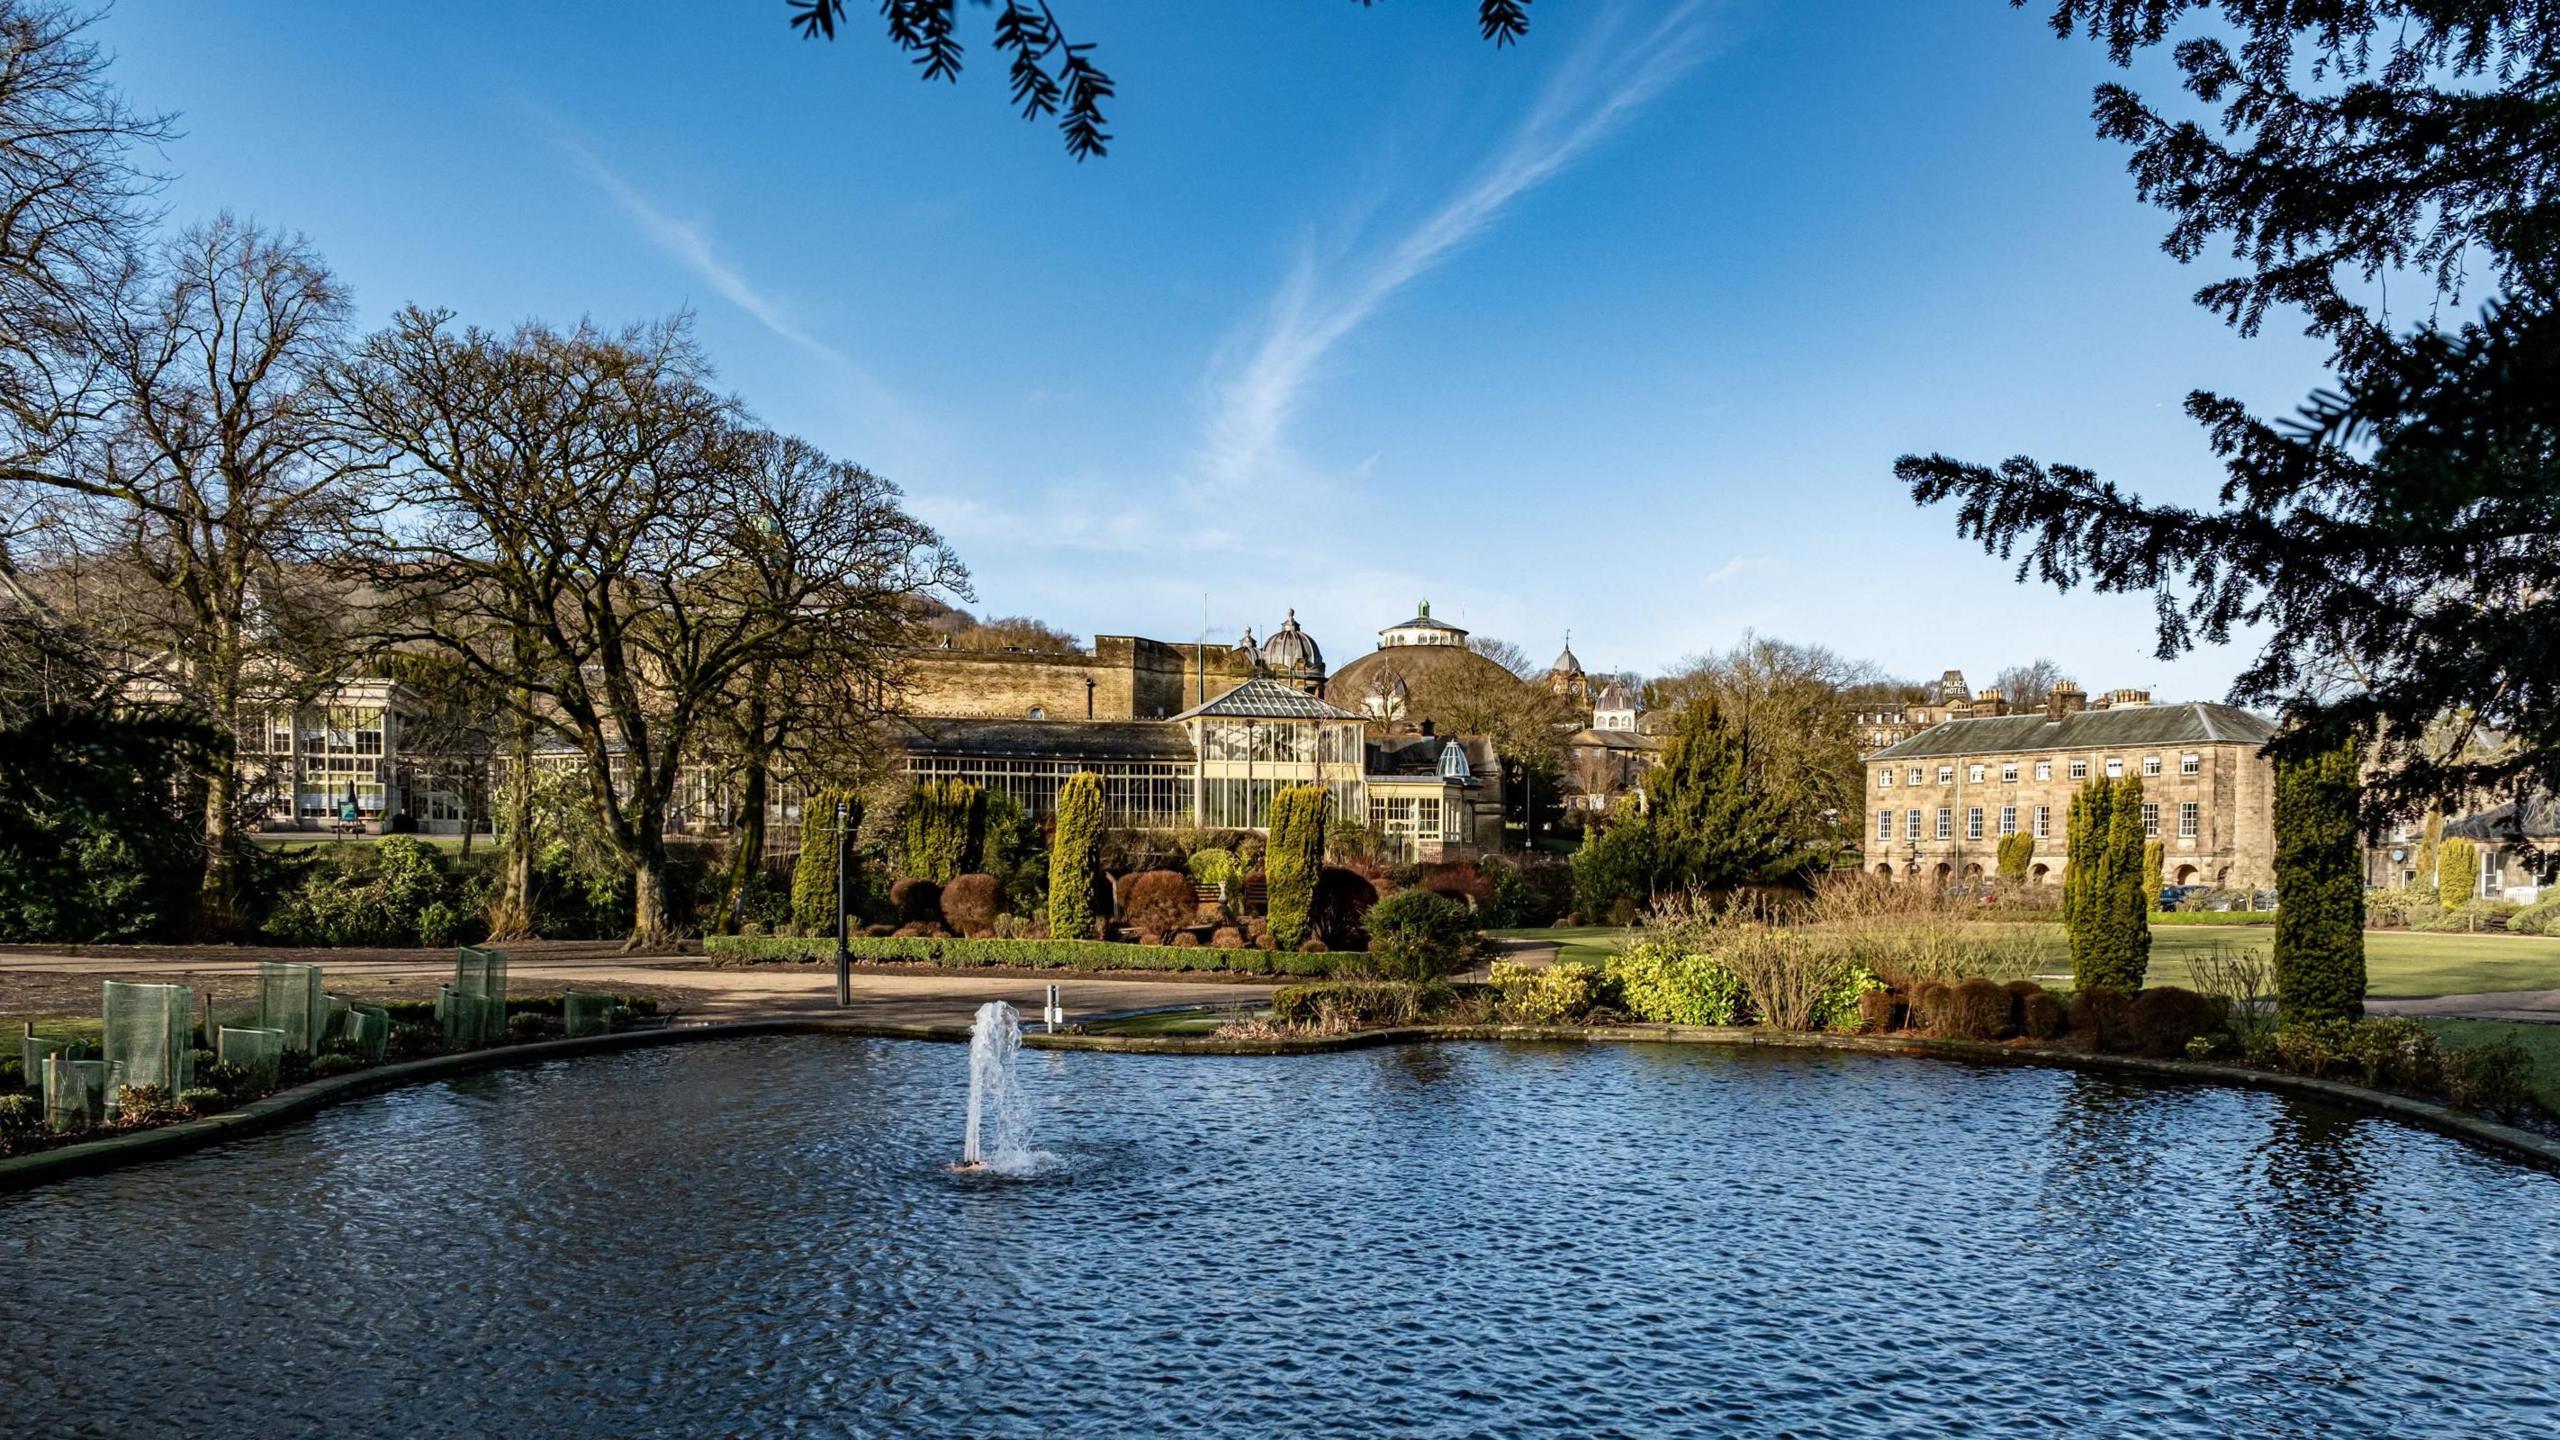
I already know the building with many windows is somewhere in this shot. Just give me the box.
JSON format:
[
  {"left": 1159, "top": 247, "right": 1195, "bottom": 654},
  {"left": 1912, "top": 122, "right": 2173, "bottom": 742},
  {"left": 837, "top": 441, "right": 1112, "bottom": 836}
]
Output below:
[{"left": 1864, "top": 689, "right": 2278, "bottom": 888}]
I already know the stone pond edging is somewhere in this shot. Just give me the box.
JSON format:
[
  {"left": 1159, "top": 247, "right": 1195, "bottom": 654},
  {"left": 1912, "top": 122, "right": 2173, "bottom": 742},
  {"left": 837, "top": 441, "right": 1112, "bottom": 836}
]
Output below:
[{"left": 5, "top": 1017, "right": 2554, "bottom": 1194}]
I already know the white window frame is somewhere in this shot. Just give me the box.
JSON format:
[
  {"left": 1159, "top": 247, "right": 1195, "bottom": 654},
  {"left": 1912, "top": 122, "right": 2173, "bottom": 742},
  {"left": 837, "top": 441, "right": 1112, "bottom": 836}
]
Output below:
[
  {"left": 2180, "top": 753, "right": 2201, "bottom": 776},
  {"left": 2000, "top": 763, "right": 2019, "bottom": 783},
  {"left": 1966, "top": 807, "right": 1984, "bottom": 841},
  {"left": 2033, "top": 805, "right": 2050, "bottom": 838},
  {"left": 2069, "top": 758, "right": 2089, "bottom": 780},
  {"left": 1999, "top": 805, "right": 2017, "bottom": 835},
  {"left": 1877, "top": 810, "right": 1894, "bottom": 841},
  {"left": 1969, "top": 764, "right": 1986, "bottom": 783},
  {"left": 2104, "top": 758, "right": 2125, "bottom": 778},
  {"left": 1879, "top": 768, "right": 1894, "bottom": 789},
  {"left": 2179, "top": 802, "right": 2199, "bottom": 838},
  {"left": 2142, "top": 802, "right": 2160, "bottom": 837},
  {"left": 1936, "top": 808, "right": 1952, "bottom": 841},
  {"left": 1906, "top": 809, "right": 1921, "bottom": 841},
  {"left": 1937, "top": 766, "right": 1954, "bottom": 784},
  {"left": 2034, "top": 761, "right": 2052, "bottom": 781},
  {"left": 2141, "top": 755, "right": 2162, "bottom": 777}
]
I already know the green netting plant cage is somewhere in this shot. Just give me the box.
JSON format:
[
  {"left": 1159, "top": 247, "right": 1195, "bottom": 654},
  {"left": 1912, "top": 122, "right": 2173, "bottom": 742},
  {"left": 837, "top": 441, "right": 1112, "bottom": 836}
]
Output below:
[
  {"left": 435, "top": 986, "right": 506, "bottom": 1048},
  {"left": 258, "top": 961, "right": 328, "bottom": 1053},
  {"left": 218, "top": 1026, "right": 286, "bottom": 1092},
  {"left": 334, "top": 1000, "right": 391, "bottom": 1062},
  {"left": 456, "top": 945, "right": 507, "bottom": 1003},
  {"left": 20, "top": 1033, "right": 87, "bottom": 1091},
  {"left": 562, "top": 990, "right": 625, "bottom": 1038},
  {"left": 41, "top": 1055, "right": 107, "bottom": 1132},
  {"left": 102, "top": 980, "right": 195, "bottom": 1096}
]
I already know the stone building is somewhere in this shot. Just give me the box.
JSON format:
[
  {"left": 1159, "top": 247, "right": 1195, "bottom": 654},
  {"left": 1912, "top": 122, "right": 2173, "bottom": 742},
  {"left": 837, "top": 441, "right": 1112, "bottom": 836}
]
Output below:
[
  {"left": 2442, "top": 796, "right": 2556, "bottom": 903},
  {"left": 1864, "top": 688, "right": 2278, "bottom": 888}
]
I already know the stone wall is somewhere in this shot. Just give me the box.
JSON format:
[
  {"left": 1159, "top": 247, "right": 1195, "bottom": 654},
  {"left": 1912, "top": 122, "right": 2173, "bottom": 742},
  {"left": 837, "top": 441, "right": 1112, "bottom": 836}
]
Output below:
[{"left": 897, "top": 636, "right": 1258, "bottom": 721}]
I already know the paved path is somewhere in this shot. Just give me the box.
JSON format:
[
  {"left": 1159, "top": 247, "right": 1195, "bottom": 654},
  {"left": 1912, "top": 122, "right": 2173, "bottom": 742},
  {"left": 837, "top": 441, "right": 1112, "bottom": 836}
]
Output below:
[
  {"left": 0, "top": 942, "right": 1273, "bottom": 1028},
  {"left": 2368, "top": 990, "right": 2560, "bottom": 1024}
]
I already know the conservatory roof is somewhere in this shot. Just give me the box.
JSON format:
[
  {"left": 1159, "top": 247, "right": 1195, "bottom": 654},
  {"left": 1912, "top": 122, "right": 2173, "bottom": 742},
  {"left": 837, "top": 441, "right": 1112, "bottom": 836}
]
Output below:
[{"left": 1171, "top": 679, "right": 1364, "bottom": 722}]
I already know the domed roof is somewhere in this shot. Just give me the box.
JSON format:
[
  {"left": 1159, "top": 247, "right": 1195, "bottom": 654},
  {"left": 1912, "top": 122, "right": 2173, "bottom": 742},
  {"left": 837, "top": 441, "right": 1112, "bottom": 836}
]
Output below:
[
  {"left": 1233, "top": 627, "right": 1257, "bottom": 654},
  {"left": 1550, "top": 634, "right": 1584, "bottom": 678},
  {"left": 1258, "top": 609, "right": 1324, "bottom": 676},
  {"left": 1331, "top": 638, "right": 1524, "bottom": 729},
  {"left": 1594, "top": 679, "right": 1637, "bottom": 711}
]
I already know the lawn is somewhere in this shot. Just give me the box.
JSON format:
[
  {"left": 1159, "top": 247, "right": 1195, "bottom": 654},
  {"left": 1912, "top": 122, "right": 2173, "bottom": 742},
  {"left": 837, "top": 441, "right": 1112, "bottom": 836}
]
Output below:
[{"left": 1489, "top": 924, "right": 2560, "bottom": 1000}]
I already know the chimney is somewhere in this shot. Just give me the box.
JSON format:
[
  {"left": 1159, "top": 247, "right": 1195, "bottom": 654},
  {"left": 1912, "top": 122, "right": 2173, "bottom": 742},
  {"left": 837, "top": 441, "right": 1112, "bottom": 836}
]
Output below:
[
  {"left": 2045, "top": 681, "right": 2086, "bottom": 720},
  {"left": 1420, "top": 718, "right": 1437, "bottom": 739},
  {"left": 1974, "top": 686, "right": 2008, "bottom": 717},
  {"left": 2110, "top": 687, "right": 2151, "bottom": 707}
]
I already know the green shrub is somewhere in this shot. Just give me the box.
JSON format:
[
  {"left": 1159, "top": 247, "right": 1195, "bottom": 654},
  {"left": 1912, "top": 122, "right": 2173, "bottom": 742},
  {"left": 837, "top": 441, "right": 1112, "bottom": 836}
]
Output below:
[
  {"left": 2272, "top": 739, "right": 2365, "bottom": 1023},
  {"left": 2125, "top": 986, "right": 2216, "bottom": 1058},
  {"left": 1488, "top": 959, "right": 1604, "bottom": 1024},
  {"left": 2066, "top": 778, "right": 2151, "bottom": 992},
  {"left": 1048, "top": 773, "right": 1105, "bottom": 942},
  {"left": 1570, "top": 811, "right": 1659, "bottom": 925},
  {"left": 2340, "top": 1016, "right": 2440, "bottom": 1092},
  {"left": 2436, "top": 837, "right": 2479, "bottom": 907},
  {"left": 2411, "top": 900, "right": 2522, "bottom": 933},
  {"left": 0, "top": 1092, "right": 36, "bottom": 1132},
  {"left": 2271, "top": 1019, "right": 2353, "bottom": 1077},
  {"left": 1606, "top": 937, "right": 1747, "bottom": 1026},
  {"left": 505, "top": 1012, "right": 549, "bottom": 1042},
  {"left": 1364, "top": 888, "right": 1475, "bottom": 982},
  {"left": 896, "top": 778, "right": 985, "bottom": 883},
  {"left": 2152, "top": 910, "right": 2279, "bottom": 926},
  {"left": 1811, "top": 966, "right": 1886, "bottom": 1033},
  {"left": 1265, "top": 785, "right": 1330, "bottom": 950},
  {"left": 175, "top": 1086, "right": 227, "bottom": 1115},
  {"left": 702, "top": 932, "right": 1342, "bottom": 976},
  {"left": 2511, "top": 898, "right": 2560, "bottom": 936},
  {"left": 791, "top": 789, "right": 859, "bottom": 935},
  {"left": 1269, "top": 981, "right": 1450, "bottom": 1028},
  {"left": 1996, "top": 832, "right": 2034, "bottom": 884},
  {"left": 2142, "top": 839, "right": 2166, "bottom": 911},
  {"left": 2442, "top": 1037, "right": 2536, "bottom": 1118},
  {"left": 307, "top": 1052, "right": 363, "bottom": 1080},
  {"left": 1186, "top": 847, "right": 1237, "bottom": 892}
]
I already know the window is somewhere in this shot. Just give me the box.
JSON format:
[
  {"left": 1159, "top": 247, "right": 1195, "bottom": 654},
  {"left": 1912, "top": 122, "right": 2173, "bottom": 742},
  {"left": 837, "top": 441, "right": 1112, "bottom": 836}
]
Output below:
[
  {"left": 2068, "top": 758, "right": 2088, "bottom": 780},
  {"left": 1906, "top": 809, "right": 1921, "bottom": 841},
  {"left": 2034, "top": 761, "right": 2052, "bottom": 781},
  {"left": 2180, "top": 802, "right": 2199, "bottom": 838},
  {"left": 2104, "top": 758, "right": 2125, "bottom": 778},
  {"left": 1936, "top": 808, "right": 1952, "bottom": 840},
  {"left": 2141, "top": 802, "right": 2160, "bottom": 837},
  {"left": 1878, "top": 768, "right": 1894, "bottom": 789},
  {"left": 2000, "top": 763, "right": 2018, "bottom": 783},
  {"left": 1968, "top": 764, "right": 1986, "bottom": 783},
  {"left": 2181, "top": 753, "right": 2201, "bottom": 776},
  {"left": 1877, "top": 810, "right": 1894, "bottom": 841},
  {"left": 2033, "top": 805, "right": 2050, "bottom": 838},
  {"left": 2141, "top": 755, "right": 2162, "bottom": 777},
  {"left": 1999, "top": 805, "right": 2017, "bottom": 836},
  {"left": 1966, "top": 807, "right": 1984, "bottom": 840},
  {"left": 1937, "top": 766, "right": 1954, "bottom": 784},
  {"left": 1907, "top": 768, "right": 1923, "bottom": 786}
]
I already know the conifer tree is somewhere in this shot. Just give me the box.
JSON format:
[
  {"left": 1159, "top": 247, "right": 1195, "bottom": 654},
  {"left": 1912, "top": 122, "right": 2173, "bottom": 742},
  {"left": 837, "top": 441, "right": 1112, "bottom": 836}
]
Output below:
[
  {"left": 2274, "top": 739, "right": 2366, "bottom": 1023},
  {"left": 2063, "top": 778, "right": 2113, "bottom": 956},
  {"left": 1996, "top": 831, "right": 2034, "bottom": 884},
  {"left": 1047, "top": 772, "right": 1104, "bottom": 941},
  {"left": 2142, "top": 839, "right": 2165, "bottom": 911},
  {"left": 896, "top": 778, "right": 985, "bottom": 882},
  {"left": 1645, "top": 696, "right": 1790, "bottom": 892},
  {"left": 2437, "top": 838, "right": 2480, "bottom": 909},
  {"left": 1264, "top": 784, "right": 1330, "bottom": 949},
  {"left": 2096, "top": 776, "right": 2152, "bottom": 991},
  {"left": 791, "top": 790, "right": 859, "bottom": 934}
]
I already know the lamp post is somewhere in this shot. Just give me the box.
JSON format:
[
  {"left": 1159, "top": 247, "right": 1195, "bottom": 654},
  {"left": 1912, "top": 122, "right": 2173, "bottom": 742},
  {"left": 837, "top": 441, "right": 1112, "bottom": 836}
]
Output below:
[{"left": 833, "top": 798, "right": 851, "bottom": 1008}]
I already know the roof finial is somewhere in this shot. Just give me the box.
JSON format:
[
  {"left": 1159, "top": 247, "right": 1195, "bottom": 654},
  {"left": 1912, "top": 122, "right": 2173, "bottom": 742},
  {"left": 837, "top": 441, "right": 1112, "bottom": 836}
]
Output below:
[{"left": 1419, "top": 599, "right": 1430, "bottom": 618}]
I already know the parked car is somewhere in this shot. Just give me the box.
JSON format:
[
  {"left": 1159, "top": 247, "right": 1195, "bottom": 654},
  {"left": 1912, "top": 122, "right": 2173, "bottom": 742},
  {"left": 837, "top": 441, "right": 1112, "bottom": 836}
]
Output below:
[{"left": 2157, "top": 885, "right": 2204, "bottom": 911}]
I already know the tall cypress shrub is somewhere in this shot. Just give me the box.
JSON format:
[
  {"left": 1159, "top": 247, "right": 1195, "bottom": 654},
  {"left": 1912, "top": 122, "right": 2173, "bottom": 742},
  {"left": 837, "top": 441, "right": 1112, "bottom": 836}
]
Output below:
[
  {"left": 1048, "top": 773, "right": 1105, "bottom": 941},
  {"left": 2141, "top": 839, "right": 2165, "bottom": 910},
  {"left": 1265, "top": 784, "right": 1330, "bottom": 949},
  {"left": 2409, "top": 812, "right": 2443, "bottom": 902},
  {"left": 791, "top": 790, "right": 859, "bottom": 934},
  {"left": 2273, "top": 739, "right": 2365, "bottom": 1023},
  {"left": 1995, "top": 831, "right": 2034, "bottom": 883},
  {"left": 2436, "top": 837, "right": 2480, "bottom": 907},
  {"left": 2098, "top": 776, "right": 2152, "bottom": 990},
  {"left": 2063, "top": 778, "right": 2113, "bottom": 969},
  {"left": 897, "top": 778, "right": 985, "bottom": 882}
]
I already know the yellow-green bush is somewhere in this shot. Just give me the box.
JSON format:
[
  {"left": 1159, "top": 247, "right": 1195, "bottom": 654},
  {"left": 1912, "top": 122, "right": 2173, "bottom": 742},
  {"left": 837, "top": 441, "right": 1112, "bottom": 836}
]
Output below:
[
  {"left": 1489, "top": 959, "right": 1605, "bottom": 1024},
  {"left": 1606, "top": 938, "right": 1747, "bottom": 1026}
]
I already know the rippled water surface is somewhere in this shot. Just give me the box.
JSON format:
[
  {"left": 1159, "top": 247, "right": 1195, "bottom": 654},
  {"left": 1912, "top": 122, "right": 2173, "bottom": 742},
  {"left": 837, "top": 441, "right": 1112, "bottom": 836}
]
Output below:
[{"left": 5, "top": 1037, "right": 2556, "bottom": 1437}]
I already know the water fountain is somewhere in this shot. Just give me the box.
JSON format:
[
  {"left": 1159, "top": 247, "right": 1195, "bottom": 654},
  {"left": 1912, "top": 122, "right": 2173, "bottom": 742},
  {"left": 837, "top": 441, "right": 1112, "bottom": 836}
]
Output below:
[{"left": 956, "top": 1000, "right": 1051, "bottom": 1174}]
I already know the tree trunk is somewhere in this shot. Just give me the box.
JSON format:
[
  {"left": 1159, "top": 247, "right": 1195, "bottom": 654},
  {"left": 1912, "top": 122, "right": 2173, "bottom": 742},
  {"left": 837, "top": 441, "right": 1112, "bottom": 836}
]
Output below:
[
  {"left": 488, "top": 713, "right": 538, "bottom": 940},
  {"left": 192, "top": 660, "right": 242, "bottom": 940},
  {"left": 628, "top": 835, "right": 675, "bottom": 952},
  {"left": 717, "top": 752, "right": 770, "bottom": 935}
]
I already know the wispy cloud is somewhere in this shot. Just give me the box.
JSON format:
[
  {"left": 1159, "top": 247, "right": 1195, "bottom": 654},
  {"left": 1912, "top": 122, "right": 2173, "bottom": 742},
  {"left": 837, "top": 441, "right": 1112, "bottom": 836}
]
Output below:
[
  {"left": 556, "top": 136, "right": 858, "bottom": 373},
  {"left": 1195, "top": 1, "right": 1718, "bottom": 492}
]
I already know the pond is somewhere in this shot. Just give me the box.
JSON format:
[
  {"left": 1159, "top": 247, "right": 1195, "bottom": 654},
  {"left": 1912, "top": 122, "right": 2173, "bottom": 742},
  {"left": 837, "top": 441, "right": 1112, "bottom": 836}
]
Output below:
[{"left": 4, "top": 1037, "right": 2555, "bottom": 1437}]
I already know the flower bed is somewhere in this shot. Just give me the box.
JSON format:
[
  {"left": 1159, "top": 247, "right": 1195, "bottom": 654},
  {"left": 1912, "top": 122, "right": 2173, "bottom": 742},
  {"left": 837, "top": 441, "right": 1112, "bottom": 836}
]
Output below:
[{"left": 703, "top": 933, "right": 1349, "bottom": 977}]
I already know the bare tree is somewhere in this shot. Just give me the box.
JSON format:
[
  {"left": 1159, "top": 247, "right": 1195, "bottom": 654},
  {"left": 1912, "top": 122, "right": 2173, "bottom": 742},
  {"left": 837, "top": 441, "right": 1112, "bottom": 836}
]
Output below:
[
  {"left": 38, "top": 217, "right": 361, "bottom": 934},
  {"left": 1658, "top": 632, "right": 1880, "bottom": 858},
  {"left": 342, "top": 309, "right": 966, "bottom": 947},
  {"left": 1990, "top": 658, "right": 2073, "bottom": 708}
]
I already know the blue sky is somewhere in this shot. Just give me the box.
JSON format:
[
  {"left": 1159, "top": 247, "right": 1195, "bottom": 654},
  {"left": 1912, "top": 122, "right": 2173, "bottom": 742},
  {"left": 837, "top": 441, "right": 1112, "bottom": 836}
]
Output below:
[{"left": 98, "top": 0, "right": 2334, "bottom": 699}]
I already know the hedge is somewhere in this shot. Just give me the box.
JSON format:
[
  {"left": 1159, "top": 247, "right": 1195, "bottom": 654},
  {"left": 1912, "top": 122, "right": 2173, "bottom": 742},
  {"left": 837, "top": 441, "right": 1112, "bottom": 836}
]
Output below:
[
  {"left": 2152, "top": 910, "right": 2279, "bottom": 926},
  {"left": 703, "top": 933, "right": 1347, "bottom": 977}
]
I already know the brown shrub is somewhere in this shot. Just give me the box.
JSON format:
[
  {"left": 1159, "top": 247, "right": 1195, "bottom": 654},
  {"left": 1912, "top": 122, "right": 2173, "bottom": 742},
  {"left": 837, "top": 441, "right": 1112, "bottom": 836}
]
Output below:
[
  {"left": 1908, "top": 980, "right": 1951, "bottom": 1033},
  {"left": 1299, "top": 938, "right": 1328, "bottom": 954},
  {"left": 1210, "top": 927, "right": 1245, "bottom": 949},
  {"left": 2126, "top": 986, "right": 2216, "bottom": 1058},
  {"left": 1422, "top": 863, "right": 1491, "bottom": 910},
  {"left": 1123, "top": 869, "right": 1199, "bottom": 936},
  {"left": 1171, "top": 930, "right": 1202, "bottom": 948},
  {"left": 889, "top": 877, "right": 942, "bottom": 924},
  {"left": 2071, "top": 986, "right": 2134, "bottom": 1051},
  {"left": 1255, "top": 933, "right": 1279, "bottom": 951},
  {"left": 939, "top": 873, "right": 1003, "bottom": 938},
  {"left": 1315, "top": 867, "right": 1381, "bottom": 949},
  {"left": 1858, "top": 987, "right": 1903, "bottom": 1034},
  {"left": 861, "top": 923, "right": 895, "bottom": 939},
  {"left": 1949, "top": 978, "right": 2016, "bottom": 1040},
  {"left": 889, "top": 922, "right": 940, "bottom": 939},
  {"left": 2020, "top": 990, "right": 2067, "bottom": 1040}
]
